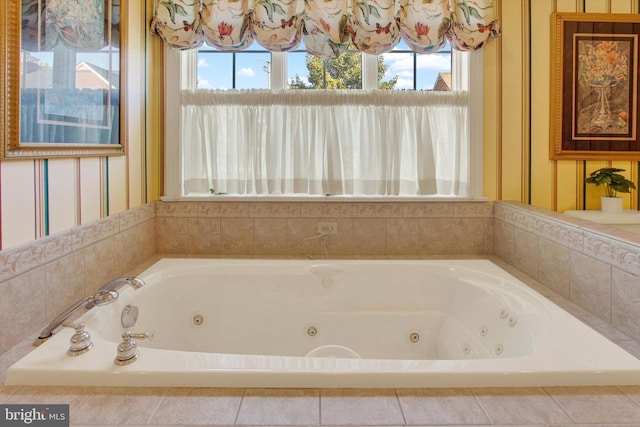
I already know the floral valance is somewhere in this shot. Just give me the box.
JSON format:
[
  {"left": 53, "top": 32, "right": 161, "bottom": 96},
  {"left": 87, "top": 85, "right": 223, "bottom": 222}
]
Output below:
[{"left": 151, "top": 0, "right": 500, "bottom": 59}]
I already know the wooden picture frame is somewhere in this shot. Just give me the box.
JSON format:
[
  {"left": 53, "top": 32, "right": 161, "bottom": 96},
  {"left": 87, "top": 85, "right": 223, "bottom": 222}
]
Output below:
[{"left": 550, "top": 12, "right": 640, "bottom": 160}]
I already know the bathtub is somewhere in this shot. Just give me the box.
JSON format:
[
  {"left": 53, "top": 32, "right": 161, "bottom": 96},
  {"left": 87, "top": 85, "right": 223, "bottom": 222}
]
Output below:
[{"left": 6, "top": 258, "right": 640, "bottom": 388}]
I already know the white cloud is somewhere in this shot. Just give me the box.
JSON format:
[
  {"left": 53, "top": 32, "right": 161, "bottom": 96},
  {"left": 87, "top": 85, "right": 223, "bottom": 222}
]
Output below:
[
  {"left": 416, "top": 54, "right": 451, "bottom": 71},
  {"left": 197, "top": 58, "right": 209, "bottom": 68},
  {"left": 237, "top": 67, "right": 256, "bottom": 77},
  {"left": 394, "top": 78, "right": 414, "bottom": 90},
  {"left": 197, "top": 78, "right": 213, "bottom": 89},
  {"left": 383, "top": 52, "right": 451, "bottom": 75}
]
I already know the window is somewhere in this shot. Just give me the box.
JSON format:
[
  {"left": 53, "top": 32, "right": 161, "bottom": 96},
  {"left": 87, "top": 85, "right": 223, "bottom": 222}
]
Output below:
[
  {"left": 194, "top": 40, "right": 452, "bottom": 91},
  {"left": 163, "top": 46, "right": 482, "bottom": 198}
]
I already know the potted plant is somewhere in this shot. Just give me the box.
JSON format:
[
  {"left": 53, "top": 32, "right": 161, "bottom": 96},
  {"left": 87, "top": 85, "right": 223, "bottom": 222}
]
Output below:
[{"left": 585, "top": 167, "right": 636, "bottom": 213}]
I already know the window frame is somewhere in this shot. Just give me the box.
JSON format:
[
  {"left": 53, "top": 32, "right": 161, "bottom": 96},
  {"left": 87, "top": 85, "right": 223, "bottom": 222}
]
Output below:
[{"left": 163, "top": 47, "right": 484, "bottom": 199}]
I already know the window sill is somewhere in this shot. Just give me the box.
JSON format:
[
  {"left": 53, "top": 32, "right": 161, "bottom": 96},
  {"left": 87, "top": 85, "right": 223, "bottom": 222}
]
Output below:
[{"left": 161, "top": 194, "right": 489, "bottom": 202}]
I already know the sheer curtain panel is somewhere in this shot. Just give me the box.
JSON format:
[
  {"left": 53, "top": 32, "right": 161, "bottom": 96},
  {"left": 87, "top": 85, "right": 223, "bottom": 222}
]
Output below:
[{"left": 182, "top": 90, "right": 469, "bottom": 196}]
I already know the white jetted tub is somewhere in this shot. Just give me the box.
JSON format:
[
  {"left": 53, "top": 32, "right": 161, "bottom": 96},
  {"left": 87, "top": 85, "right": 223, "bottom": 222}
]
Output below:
[{"left": 6, "top": 258, "right": 640, "bottom": 388}]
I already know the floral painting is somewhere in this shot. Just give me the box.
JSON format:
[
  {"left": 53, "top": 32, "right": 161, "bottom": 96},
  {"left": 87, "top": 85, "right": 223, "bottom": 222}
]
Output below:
[
  {"left": 550, "top": 12, "right": 640, "bottom": 160},
  {"left": 575, "top": 39, "right": 631, "bottom": 137}
]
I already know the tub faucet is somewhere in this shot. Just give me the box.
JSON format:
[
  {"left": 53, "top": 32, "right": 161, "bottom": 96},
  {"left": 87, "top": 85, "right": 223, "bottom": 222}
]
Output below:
[
  {"left": 33, "top": 276, "right": 145, "bottom": 346},
  {"left": 115, "top": 330, "right": 153, "bottom": 365},
  {"left": 93, "top": 276, "right": 144, "bottom": 300},
  {"left": 33, "top": 289, "right": 119, "bottom": 346}
]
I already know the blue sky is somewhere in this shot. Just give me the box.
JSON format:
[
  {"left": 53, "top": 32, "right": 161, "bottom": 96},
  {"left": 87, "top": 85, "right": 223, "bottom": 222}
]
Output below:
[{"left": 196, "top": 39, "right": 452, "bottom": 90}]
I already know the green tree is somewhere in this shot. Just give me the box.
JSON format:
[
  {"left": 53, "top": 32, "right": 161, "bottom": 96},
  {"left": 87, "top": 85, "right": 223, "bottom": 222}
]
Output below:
[{"left": 289, "top": 51, "right": 398, "bottom": 89}]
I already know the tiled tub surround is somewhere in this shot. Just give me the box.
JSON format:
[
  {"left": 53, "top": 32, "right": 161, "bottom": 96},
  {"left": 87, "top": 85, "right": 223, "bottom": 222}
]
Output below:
[
  {"left": 155, "top": 200, "right": 495, "bottom": 257},
  {"left": 3, "top": 200, "right": 640, "bottom": 425},
  {"left": 0, "top": 203, "right": 156, "bottom": 354},
  {"left": 494, "top": 201, "right": 640, "bottom": 344}
]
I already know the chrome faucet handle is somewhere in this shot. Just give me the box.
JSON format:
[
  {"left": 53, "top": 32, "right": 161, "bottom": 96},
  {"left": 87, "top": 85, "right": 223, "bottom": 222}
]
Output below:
[
  {"left": 64, "top": 322, "right": 93, "bottom": 356},
  {"left": 114, "top": 330, "right": 153, "bottom": 365}
]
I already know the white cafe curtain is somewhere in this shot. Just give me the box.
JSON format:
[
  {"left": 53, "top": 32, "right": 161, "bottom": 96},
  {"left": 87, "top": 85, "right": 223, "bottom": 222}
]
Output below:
[{"left": 182, "top": 90, "right": 469, "bottom": 196}]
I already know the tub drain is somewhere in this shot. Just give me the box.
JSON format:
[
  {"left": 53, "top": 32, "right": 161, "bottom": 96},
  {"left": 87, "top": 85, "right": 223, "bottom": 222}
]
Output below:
[
  {"left": 408, "top": 331, "right": 421, "bottom": 343},
  {"left": 306, "top": 325, "right": 319, "bottom": 337}
]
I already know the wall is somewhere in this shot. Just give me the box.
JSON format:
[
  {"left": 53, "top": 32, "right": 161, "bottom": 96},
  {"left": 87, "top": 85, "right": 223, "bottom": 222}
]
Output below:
[
  {"left": 0, "top": 0, "right": 163, "bottom": 250},
  {"left": 3, "top": 0, "right": 639, "bottom": 251},
  {"left": 485, "top": 0, "right": 640, "bottom": 212}
]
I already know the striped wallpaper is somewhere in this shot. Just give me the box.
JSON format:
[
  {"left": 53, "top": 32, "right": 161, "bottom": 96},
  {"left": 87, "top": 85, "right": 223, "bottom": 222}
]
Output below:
[
  {"left": 0, "top": 0, "right": 163, "bottom": 250},
  {"left": 484, "top": 0, "right": 640, "bottom": 212}
]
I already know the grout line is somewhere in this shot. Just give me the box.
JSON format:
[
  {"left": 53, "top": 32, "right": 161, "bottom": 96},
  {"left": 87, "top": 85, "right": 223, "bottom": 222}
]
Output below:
[
  {"left": 234, "top": 388, "right": 246, "bottom": 425},
  {"left": 144, "top": 390, "right": 165, "bottom": 426},
  {"left": 543, "top": 387, "right": 577, "bottom": 424},
  {"left": 393, "top": 389, "right": 407, "bottom": 426},
  {"left": 318, "top": 388, "right": 322, "bottom": 425}
]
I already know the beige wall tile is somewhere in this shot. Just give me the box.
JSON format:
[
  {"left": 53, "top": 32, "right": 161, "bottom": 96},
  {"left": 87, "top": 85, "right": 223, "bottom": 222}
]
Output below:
[
  {"left": 353, "top": 219, "right": 386, "bottom": 255},
  {"left": 254, "top": 218, "right": 287, "bottom": 255},
  {"left": 584, "top": 231, "right": 640, "bottom": 277},
  {"left": 419, "top": 218, "right": 452, "bottom": 255},
  {"left": 300, "top": 202, "right": 353, "bottom": 217},
  {"left": 187, "top": 218, "right": 221, "bottom": 254},
  {"left": 352, "top": 203, "right": 403, "bottom": 218},
  {"left": 118, "top": 203, "right": 156, "bottom": 231},
  {"left": 155, "top": 218, "right": 188, "bottom": 254},
  {"left": 0, "top": 232, "right": 73, "bottom": 283},
  {"left": 386, "top": 219, "right": 420, "bottom": 255},
  {"left": 612, "top": 268, "right": 640, "bottom": 342},
  {"left": 324, "top": 218, "right": 355, "bottom": 256},
  {"left": 494, "top": 203, "right": 536, "bottom": 232},
  {"left": 403, "top": 202, "right": 454, "bottom": 218},
  {"left": 156, "top": 201, "right": 198, "bottom": 217},
  {"left": 250, "top": 202, "right": 300, "bottom": 217},
  {"left": 72, "top": 216, "right": 119, "bottom": 250},
  {"left": 511, "top": 227, "right": 538, "bottom": 278},
  {"left": 570, "top": 252, "right": 612, "bottom": 322},
  {"left": 83, "top": 237, "right": 116, "bottom": 294},
  {"left": 286, "top": 219, "right": 321, "bottom": 257},
  {"left": 45, "top": 252, "right": 85, "bottom": 323},
  {"left": 483, "top": 218, "right": 495, "bottom": 254},
  {"left": 452, "top": 218, "right": 487, "bottom": 255},
  {"left": 534, "top": 216, "right": 584, "bottom": 251},
  {"left": 453, "top": 201, "right": 494, "bottom": 217},
  {"left": 221, "top": 218, "right": 254, "bottom": 255},
  {"left": 494, "top": 220, "right": 515, "bottom": 264},
  {"left": 198, "top": 201, "right": 250, "bottom": 217},
  {"left": 537, "top": 237, "right": 571, "bottom": 299},
  {"left": 114, "top": 220, "right": 157, "bottom": 275},
  {"left": 0, "top": 267, "right": 45, "bottom": 352}
]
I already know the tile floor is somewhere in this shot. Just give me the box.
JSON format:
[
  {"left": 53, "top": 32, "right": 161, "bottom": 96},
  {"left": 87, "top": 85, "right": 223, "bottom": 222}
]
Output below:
[{"left": 2, "top": 261, "right": 640, "bottom": 426}]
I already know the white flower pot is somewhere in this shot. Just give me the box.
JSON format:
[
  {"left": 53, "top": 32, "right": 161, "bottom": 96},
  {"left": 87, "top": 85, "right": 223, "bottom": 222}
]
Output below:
[{"left": 601, "top": 196, "right": 623, "bottom": 213}]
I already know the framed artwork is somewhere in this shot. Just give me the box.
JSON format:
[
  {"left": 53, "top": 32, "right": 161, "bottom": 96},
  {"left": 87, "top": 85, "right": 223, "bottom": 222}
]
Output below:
[
  {"left": 0, "top": 0, "right": 124, "bottom": 160},
  {"left": 550, "top": 12, "right": 640, "bottom": 160}
]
